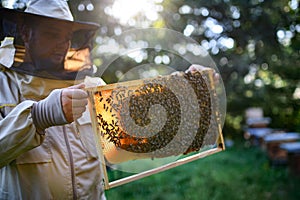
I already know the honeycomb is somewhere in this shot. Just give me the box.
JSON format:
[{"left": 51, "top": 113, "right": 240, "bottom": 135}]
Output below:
[{"left": 91, "top": 70, "right": 217, "bottom": 158}]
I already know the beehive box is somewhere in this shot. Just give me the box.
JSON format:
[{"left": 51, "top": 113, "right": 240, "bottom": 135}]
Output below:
[{"left": 87, "top": 69, "right": 225, "bottom": 189}]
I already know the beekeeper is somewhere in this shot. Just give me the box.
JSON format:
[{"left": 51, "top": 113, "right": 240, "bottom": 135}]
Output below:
[
  {"left": 0, "top": 0, "right": 106, "bottom": 199},
  {"left": 0, "top": 0, "right": 220, "bottom": 199}
]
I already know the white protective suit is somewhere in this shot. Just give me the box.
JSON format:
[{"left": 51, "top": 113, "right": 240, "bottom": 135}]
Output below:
[{"left": 0, "top": 65, "right": 106, "bottom": 199}]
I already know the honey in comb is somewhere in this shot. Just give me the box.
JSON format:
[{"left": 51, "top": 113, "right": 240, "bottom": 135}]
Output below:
[{"left": 93, "top": 71, "right": 213, "bottom": 157}]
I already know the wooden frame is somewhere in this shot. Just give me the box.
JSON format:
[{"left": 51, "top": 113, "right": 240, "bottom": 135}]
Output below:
[{"left": 86, "top": 70, "right": 225, "bottom": 189}]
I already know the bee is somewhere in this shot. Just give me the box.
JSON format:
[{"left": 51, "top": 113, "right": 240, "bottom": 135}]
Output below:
[{"left": 94, "top": 71, "right": 216, "bottom": 157}]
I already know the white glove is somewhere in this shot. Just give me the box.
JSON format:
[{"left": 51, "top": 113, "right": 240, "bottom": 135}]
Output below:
[{"left": 31, "top": 83, "right": 88, "bottom": 130}]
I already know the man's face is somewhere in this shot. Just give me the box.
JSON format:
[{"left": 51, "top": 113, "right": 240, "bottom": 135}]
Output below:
[{"left": 25, "top": 21, "right": 72, "bottom": 70}]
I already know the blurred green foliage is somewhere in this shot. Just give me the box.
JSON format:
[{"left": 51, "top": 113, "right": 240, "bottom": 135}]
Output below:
[
  {"left": 105, "top": 140, "right": 300, "bottom": 200},
  {"left": 73, "top": 0, "right": 300, "bottom": 136}
]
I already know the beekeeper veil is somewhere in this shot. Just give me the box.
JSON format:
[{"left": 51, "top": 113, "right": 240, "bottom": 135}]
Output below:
[{"left": 0, "top": 0, "right": 100, "bottom": 80}]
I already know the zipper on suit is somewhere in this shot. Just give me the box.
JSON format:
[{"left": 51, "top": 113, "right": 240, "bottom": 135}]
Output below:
[{"left": 63, "top": 126, "right": 77, "bottom": 200}]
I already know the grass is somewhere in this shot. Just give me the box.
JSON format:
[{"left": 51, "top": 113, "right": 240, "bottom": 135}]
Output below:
[{"left": 105, "top": 138, "right": 300, "bottom": 200}]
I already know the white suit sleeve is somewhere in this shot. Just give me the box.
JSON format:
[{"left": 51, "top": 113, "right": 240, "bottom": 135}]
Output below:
[{"left": 0, "top": 100, "right": 44, "bottom": 168}]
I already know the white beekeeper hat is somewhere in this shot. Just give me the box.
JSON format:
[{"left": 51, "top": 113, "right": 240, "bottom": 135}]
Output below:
[{"left": 1, "top": 0, "right": 99, "bottom": 36}]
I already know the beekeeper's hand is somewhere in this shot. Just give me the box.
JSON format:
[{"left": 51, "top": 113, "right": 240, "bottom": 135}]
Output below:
[
  {"left": 31, "top": 83, "right": 88, "bottom": 130},
  {"left": 186, "top": 64, "right": 220, "bottom": 83},
  {"left": 61, "top": 83, "right": 88, "bottom": 122}
]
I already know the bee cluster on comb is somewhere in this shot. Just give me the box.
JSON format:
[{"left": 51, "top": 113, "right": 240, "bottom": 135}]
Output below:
[{"left": 91, "top": 70, "right": 217, "bottom": 158}]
